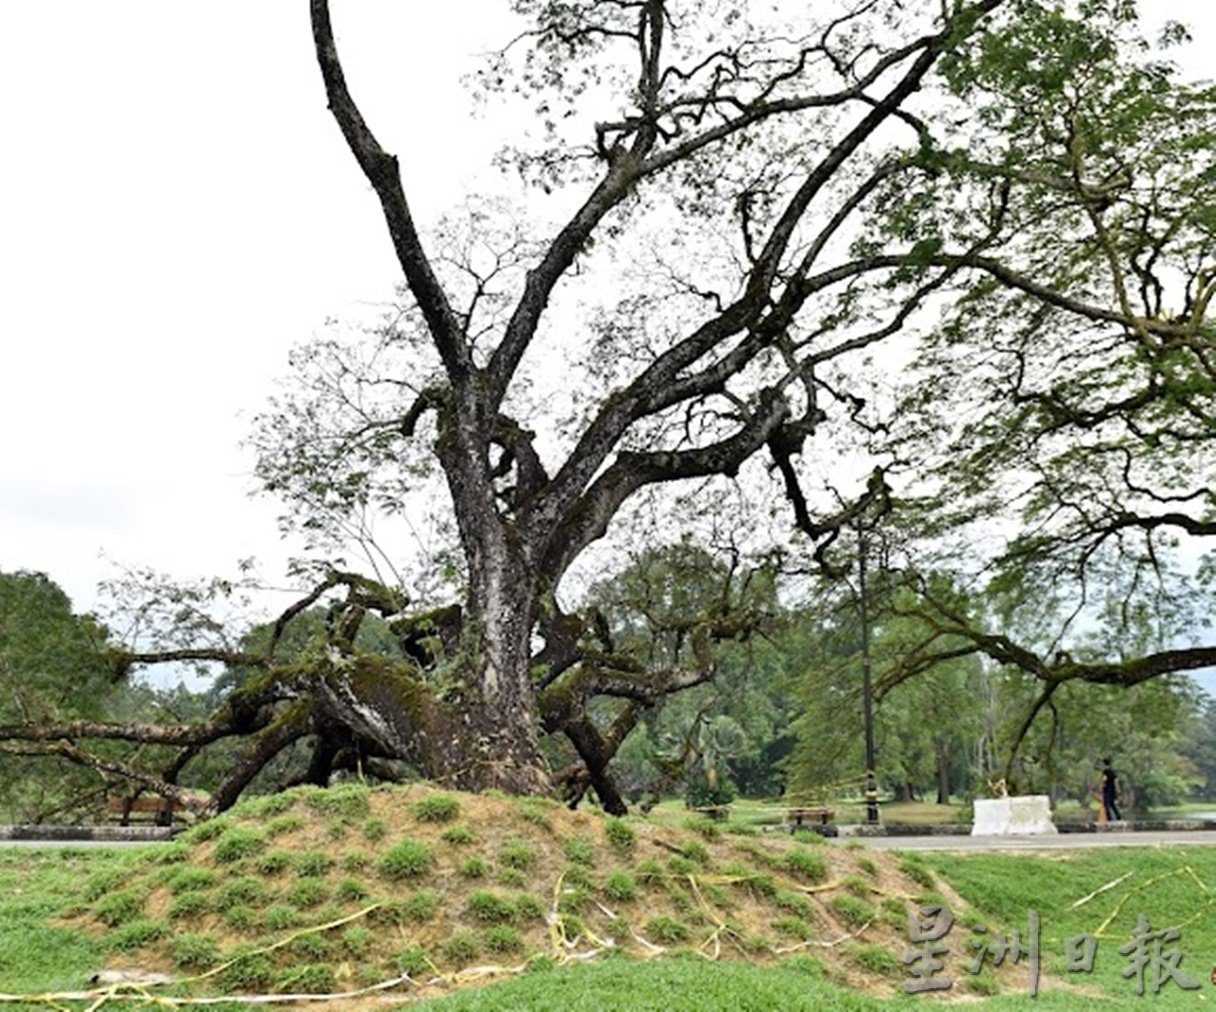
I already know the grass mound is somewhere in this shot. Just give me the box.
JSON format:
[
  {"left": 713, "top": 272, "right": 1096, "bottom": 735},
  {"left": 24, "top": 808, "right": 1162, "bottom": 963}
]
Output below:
[{"left": 52, "top": 783, "right": 954, "bottom": 1004}]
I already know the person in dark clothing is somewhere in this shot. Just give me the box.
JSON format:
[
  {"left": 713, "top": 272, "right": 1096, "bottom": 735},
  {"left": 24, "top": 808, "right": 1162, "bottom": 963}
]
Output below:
[{"left": 1101, "top": 758, "right": 1122, "bottom": 822}]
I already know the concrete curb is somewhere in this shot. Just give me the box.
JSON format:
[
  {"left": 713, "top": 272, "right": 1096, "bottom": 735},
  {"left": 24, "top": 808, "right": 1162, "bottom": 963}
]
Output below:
[{"left": 0, "top": 825, "right": 177, "bottom": 842}]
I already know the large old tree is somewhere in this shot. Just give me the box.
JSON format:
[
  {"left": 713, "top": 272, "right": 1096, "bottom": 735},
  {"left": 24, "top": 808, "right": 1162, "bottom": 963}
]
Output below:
[{"left": 3, "top": 0, "right": 1214, "bottom": 814}]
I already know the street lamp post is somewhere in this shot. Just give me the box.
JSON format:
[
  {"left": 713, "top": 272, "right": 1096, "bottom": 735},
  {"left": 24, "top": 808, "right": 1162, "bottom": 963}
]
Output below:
[{"left": 858, "top": 522, "right": 880, "bottom": 825}]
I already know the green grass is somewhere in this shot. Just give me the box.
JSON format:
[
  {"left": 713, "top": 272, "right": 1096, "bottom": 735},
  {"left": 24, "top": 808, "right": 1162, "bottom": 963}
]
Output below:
[{"left": 412, "top": 957, "right": 888, "bottom": 1010}]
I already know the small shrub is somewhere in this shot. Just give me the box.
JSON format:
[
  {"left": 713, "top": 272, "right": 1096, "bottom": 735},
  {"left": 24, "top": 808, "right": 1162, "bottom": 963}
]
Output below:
[
  {"left": 773, "top": 916, "right": 816, "bottom": 941},
  {"left": 362, "top": 818, "right": 389, "bottom": 842},
  {"left": 94, "top": 890, "right": 145, "bottom": 927},
  {"left": 109, "top": 919, "right": 167, "bottom": 951},
  {"left": 829, "top": 894, "right": 874, "bottom": 930},
  {"left": 414, "top": 794, "right": 460, "bottom": 823},
  {"left": 645, "top": 915, "right": 691, "bottom": 944},
  {"left": 499, "top": 838, "right": 537, "bottom": 870},
  {"left": 396, "top": 945, "right": 431, "bottom": 976},
  {"left": 773, "top": 890, "right": 814, "bottom": 919},
  {"left": 289, "top": 878, "right": 329, "bottom": 908},
  {"left": 172, "top": 932, "right": 219, "bottom": 968},
  {"left": 342, "top": 850, "right": 371, "bottom": 872},
  {"left": 217, "top": 952, "right": 274, "bottom": 991},
  {"left": 276, "top": 964, "right": 337, "bottom": 994},
  {"left": 264, "top": 904, "right": 302, "bottom": 931},
  {"left": 848, "top": 943, "right": 899, "bottom": 975},
  {"left": 337, "top": 877, "right": 370, "bottom": 902},
  {"left": 513, "top": 893, "right": 546, "bottom": 921},
  {"left": 166, "top": 867, "right": 216, "bottom": 894},
  {"left": 604, "top": 818, "right": 636, "bottom": 854},
  {"left": 441, "top": 825, "right": 476, "bottom": 846},
  {"left": 295, "top": 850, "right": 334, "bottom": 877},
  {"left": 218, "top": 876, "right": 267, "bottom": 908},
  {"left": 256, "top": 849, "right": 293, "bottom": 875},
  {"left": 168, "top": 892, "right": 210, "bottom": 920},
  {"left": 604, "top": 871, "right": 638, "bottom": 902},
  {"left": 785, "top": 847, "right": 828, "bottom": 883},
  {"left": 402, "top": 888, "right": 442, "bottom": 922},
  {"left": 379, "top": 839, "right": 433, "bottom": 879},
  {"left": 466, "top": 891, "right": 515, "bottom": 923},
  {"left": 484, "top": 925, "right": 523, "bottom": 952},
  {"left": 266, "top": 814, "right": 305, "bottom": 838},
  {"left": 213, "top": 827, "right": 267, "bottom": 863},
  {"left": 564, "top": 837, "right": 595, "bottom": 866},
  {"left": 341, "top": 926, "right": 373, "bottom": 956},
  {"left": 635, "top": 859, "right": 665, "bottom": 884},
  {"left": 460, "top": 856, "right": 487, "bottom": 879},
  {"left": 497, "top": 867, "right": 526, "bottom": 888},
  {"left": 443, "top": 929, "right": 480, "bottom": 965},
  {"left": 223, "top": 904, "right": 256, "bottom": 930},
  {"left": 288, "top": 934, "right": 333, "bottom": 960}
]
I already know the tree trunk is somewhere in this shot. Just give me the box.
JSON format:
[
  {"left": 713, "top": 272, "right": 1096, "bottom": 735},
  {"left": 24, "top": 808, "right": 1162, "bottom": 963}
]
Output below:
[{"left": 936, "top": 742, "right": 951, "bottom": 805}]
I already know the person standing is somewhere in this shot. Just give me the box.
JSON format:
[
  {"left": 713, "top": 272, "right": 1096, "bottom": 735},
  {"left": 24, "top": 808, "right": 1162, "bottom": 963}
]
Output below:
[{"left": 1101, "top": 758, "right": 1123, "bottom": 822}]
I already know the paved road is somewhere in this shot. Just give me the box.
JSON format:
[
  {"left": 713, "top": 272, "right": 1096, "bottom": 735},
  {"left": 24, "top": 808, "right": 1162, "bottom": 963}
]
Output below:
[{"left": 835, "top": 830, "right": 1216, "bottom": 852}]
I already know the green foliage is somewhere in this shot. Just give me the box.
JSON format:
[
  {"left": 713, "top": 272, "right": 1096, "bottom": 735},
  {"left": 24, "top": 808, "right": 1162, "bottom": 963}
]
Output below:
[
  {"left": 341, "top": 926, "right": 373, "bottom": 956},
  {"left": 498, "top": 838, "right": 537, "bottom": 870},
  {"left": 276, "top": 964, "right": 336, "bottom": 994},
  {"left": 603, "top": 819, "right": 636, "bottom": 854},
  {"left": 294, "top": 850, "right": 334, "bottom": 877},
  {"left": 217, "top": 876, "right": 267, "bottom": 908},
  {"left": 460, "top": 856, "right": 487, "bottom": 879},
  {"left": 93, "top": 890, "right": 145, "bottom": 927},
  {"left": 167, "top": 892, "right": 210, "bottom": 920},
  {"left": 401, "top": 888, "right": 442, "bottom": 922},
  {"left": 644, "top": 915, "right": 690, "bottom": 944},
  {"left": 378, "top": 839, "right": 433, "bottom": 879},
  {"left": 466, "top": 891, "right": 515, "bottom": 923},
  {"left": 288, "top": 878, "right": 328, "bottom": 908},
  {"left": 784, "top": 848, "right": 828, "bottom": 884},
  {"left": 396, "top": 945, "right": 431, "bottom": 976},
  {"left": 217, "top": 951, "right": 275, "bottom": 991},
  {"left": 212, "top": 827, "right": 267, "bottom": 863},
  {"left": 108, "top": 919, "right": 168, "bottom": 952},
  {"left": 563, "top": 836, "right": 594, "bottom": 865},
  {"left": 484, "top": 925, "right": 524, "bottom": 952},
  {"left": 266, "top": 814, "right": 305, "bottom": 837},
  {"left": 166, "top": 867, "right": 216, "bottom": 894},
  {"left": 443, "top": 929, "right": 480, "bottom": 965},
  {"left": 829, "top": 894, "right": 874, "bottom": 930},
  {"left": 264, "top": 904, "right": 302, "bottom": 931},
  {"left": 603, "top": 871, "right": 638, "bottom": 902},
  {"left": 171, "top": 932, "right": 219, "bottom": 969},
  {"left": 413, "top": 794, "right": 461, "bottom": 822},
  {"left": 846, "top": 943, "right": 899, "bottom": 975},
  {"left": 362, "top": 817, "right": 389, "bottom": 842},
  {"left": 336, "top": 876, "right": 370, "bottom": 902},
  {"left": 301, "top": 783, "right": 371, "bottom": 819},
  {"left": 442, "top": 825, "right": 477, "bottom": 846}
]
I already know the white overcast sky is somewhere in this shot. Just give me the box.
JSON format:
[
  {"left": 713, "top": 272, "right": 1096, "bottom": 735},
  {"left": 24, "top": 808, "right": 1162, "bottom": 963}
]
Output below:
[{"left": 1, "top": 2, "right": 1212, "bottom": 625}]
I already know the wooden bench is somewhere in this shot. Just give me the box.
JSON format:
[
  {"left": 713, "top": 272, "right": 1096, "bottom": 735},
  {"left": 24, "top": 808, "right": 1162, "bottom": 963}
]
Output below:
[
  {"left": 786, "top": 806, "right": 835, "bottom": 829},
  {"left": 106, "top": 794, "right": 182, "bottom": 827}
]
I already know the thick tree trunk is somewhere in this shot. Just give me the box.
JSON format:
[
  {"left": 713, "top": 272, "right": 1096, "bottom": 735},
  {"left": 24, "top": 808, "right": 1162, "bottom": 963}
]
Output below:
[{"left": 935, "top": 743, "right": 952, "bottom": 805}]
